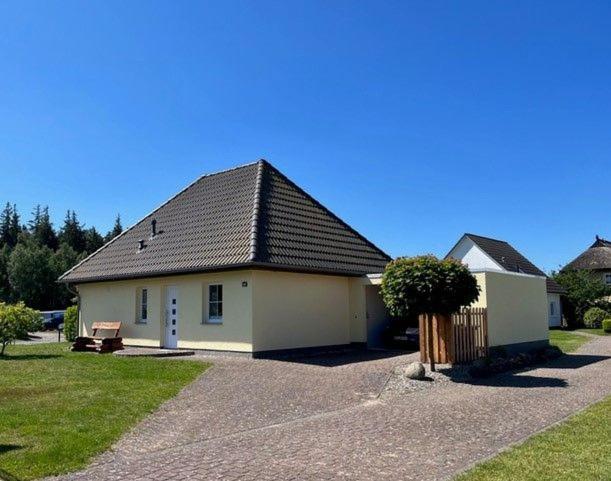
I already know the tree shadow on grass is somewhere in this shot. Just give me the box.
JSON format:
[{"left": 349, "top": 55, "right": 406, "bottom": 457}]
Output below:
[
  {"left": 0, "top": 354, "right": 61, "bottom": 361},
  {"left": 0, "top": 444, "right": 22, "bottom": 455}
]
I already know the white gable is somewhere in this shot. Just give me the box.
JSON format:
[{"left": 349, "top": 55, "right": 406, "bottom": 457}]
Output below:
[{"left": 448, "top": 236, "right": 504, "bottom": 272}]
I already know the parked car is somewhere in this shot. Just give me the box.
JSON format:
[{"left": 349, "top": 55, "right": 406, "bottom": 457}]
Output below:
[{"left": 41, "top": 310, "right": 65, "bottom": 330}]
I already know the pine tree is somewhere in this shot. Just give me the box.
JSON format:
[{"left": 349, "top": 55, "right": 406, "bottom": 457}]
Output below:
[
  {"left": 105, "top": 214, "right": 123, "bottom": 242},
  {"left": 84, "top": 227, "right": 104, "bottom": 254},
  {"left": 9, "top": 205, "right": 22, "bottom": 246},
  {"left": 58, "top": 210, "right": 86, "bottom": 253},
  {"left": 29, "top": 205, "right": 58, "bottom": 250},
  {"left": 0, "top": 203, "right": 12, "bottom": 247}
]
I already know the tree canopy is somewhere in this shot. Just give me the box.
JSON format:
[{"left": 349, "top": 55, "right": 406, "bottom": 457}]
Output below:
[
  {"left": 381, "top": 255, "right": 480, "bottom": 318},
  {"left": 552, "top": 269, "right": 611, "bottom": 327},
  {"left": 0, "top": 204, "right": 123, "bottom": 309}
]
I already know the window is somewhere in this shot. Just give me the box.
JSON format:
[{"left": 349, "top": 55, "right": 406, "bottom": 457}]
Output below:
[
  {"left": 605, "top": 273, "right": 611, "bottom": 285},
  {"left": 550, "top": 302, "right": 555, "bottom": 316},
  {"left": 206, "top": 284, "right": 223, "bottom": 324},
  {"left": 138, "top": 288, "right": 148, "bottom": 323}
]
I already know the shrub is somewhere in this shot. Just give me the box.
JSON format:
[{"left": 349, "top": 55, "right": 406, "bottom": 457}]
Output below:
[
  {"left": 603, "top": 319, "right": 611, "bottom": 334},
  {"left": 583, "top": 307, "right": 609, "bottom": 329},
  {"left": 64, "top": 305, "right": 78, "bottom": 342},
  {"left": 0, "top": 302, "right": 42, "bottom": 355}
]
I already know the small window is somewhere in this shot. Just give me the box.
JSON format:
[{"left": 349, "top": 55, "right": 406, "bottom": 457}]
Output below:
[
  {"left": 550, "top": 302, "right": 555, "bottom": 316},
  {"left": 605, "top": 273, "right": 611, "bottom": 285},
  {"left": 206, "top": 284, "right": 223, "bottom": 324},
  {"left": 138, "top": 288, "right": 148, "bottom": 323}
]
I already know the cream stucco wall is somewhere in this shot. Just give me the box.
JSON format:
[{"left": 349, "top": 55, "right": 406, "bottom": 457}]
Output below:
[
  {"left": 251, "top": 270, "right": 355, "bottom": 352},
  {"left": 473, "top": 271, "right": 548, "bottom": 347},
  {"left": 78, "top": 270, "right": 254, "bottom": 352},
  {"left": 78, "top": 269, "right": 367, "bottom": 353}
]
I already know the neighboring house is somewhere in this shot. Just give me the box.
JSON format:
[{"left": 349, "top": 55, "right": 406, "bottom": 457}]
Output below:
[
  {"left": 446, "top": 234, "right": 566, "bottom": 328},
  {"left": 563, "top": 236, "right": 611, "bottom": 288},
  {"left": 59, "top": 160, "right": 393, "bottom": 354}
]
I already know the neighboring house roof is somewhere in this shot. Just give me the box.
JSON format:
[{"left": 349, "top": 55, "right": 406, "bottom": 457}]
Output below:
[
  {"left": 563, "top": 236, "right": 611, "bottom": 272},
  {"left": 449, "top": 233, "right": 566, "bottom": 294},
  {"left": 60, "top": 160, "right": 391, "bottom": 283}
]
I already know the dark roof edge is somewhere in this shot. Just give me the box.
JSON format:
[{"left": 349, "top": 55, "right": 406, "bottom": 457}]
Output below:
[
  {"left": 60, "top": 261, "right": 378, "bottom": 285},
  {"left": 264, "top": 161, "right": 392, "bottom": 262},
  {"left": 58, "top": 160, "right": 260, "bottom": 282},
  {"left": 248, "top": 160, "right": 265, "bottom": 262},
  {"left": 464, "top": 232, "right": 507, "bottom": 243}
]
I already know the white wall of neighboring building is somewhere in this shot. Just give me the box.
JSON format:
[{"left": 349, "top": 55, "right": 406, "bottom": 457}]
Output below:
[
  {"left": 547, "top": 293, "right": 562, "bottom": 328},
  {"left": 448, "top": 237, "right": 504, "bottom": 271}
]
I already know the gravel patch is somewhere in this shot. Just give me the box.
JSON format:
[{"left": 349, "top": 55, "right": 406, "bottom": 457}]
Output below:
[{"left": 381, "top": 362, "right": 472, "bottom": 397}]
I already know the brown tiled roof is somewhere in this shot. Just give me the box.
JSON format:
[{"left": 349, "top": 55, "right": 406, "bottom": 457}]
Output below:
[
  {"left": 461, "top": 234, "right": 566, "bottom": 294},
  {"left": 563, "top": 236, "right": 611, "bottom": 271},
  {"left": 59, "top": 160, "right": 391, "bottom": 283}
]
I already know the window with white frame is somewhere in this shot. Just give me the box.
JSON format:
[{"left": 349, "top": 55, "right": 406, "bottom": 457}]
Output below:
[
  {"left": 605, "top": 273, "right": 611, "bottom": 285},
  {"left": 206, "top": 284, "right": 223, "bottom": 324},
  {"left": 137, "top": 288, "right": 148, "bottom": 323},
  {"left": 550, "top": 301, "right": 555, "bottom": 316}
]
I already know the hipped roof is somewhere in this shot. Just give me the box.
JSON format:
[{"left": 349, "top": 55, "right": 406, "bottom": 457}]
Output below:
[{"left": 60, "top": 160, "right": 391, "bottom": 283}]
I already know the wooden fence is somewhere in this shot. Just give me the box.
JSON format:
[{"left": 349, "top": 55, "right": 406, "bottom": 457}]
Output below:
[{"left": 419, "top": 307, "right": 488, "bottom": 364}]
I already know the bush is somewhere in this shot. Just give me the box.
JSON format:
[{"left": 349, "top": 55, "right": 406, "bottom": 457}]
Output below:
[
  {"left": 583, "top": 307, "right": 609, "bottom": 329},
  {"left": 0, "top": 302, "right": 42, "bottom": 355},
  {"left": 603, "top": 319, "right": 611, "bottom": 334},
  {"left": 63, "top": 305, "right": 78, "bottom": 342}
]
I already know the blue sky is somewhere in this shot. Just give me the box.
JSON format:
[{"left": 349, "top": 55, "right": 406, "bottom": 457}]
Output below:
[{"left": 0, "top": 1, "right": 609, "bottom": 272}]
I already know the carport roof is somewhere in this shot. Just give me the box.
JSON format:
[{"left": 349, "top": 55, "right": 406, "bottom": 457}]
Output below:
[{"left": 59, "top": 160, "right": 391, "bottom": 283}]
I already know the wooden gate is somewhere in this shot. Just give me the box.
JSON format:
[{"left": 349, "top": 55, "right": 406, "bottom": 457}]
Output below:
[
  {"left": 451, "top": 307, "right": 488, "bottom": 363},
  {"left": 419, "top": 308, "right": 488, "bottom": 364}
]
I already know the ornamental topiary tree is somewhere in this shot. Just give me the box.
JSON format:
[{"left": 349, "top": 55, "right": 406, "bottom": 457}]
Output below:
[{"left": 380, "top": 255, "right": 480, "bottom": 371}]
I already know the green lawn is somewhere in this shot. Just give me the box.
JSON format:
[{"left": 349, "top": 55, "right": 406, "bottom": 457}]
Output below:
[
  {"left": 0, "top": 343, "right": 209, "bottom": 480},
  {"left": 455, "top": 396, "right": 611, "bottom": 481},
  {"left": 548, "top": 330, "right": 591, "bottom": 353},
  {"left": 577, "top": 328, "right": 610, "bottom": 336}
]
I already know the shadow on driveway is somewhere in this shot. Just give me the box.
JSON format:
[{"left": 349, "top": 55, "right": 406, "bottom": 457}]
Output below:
[
  {"left": 440, "top": 352, "right": 610, "bottom": 388},
  {"left": 259, "top": 348, "right": 416, "bottom": 367},
  {"left": 545, "top": 354, "right": 610, "bottom": 369}
]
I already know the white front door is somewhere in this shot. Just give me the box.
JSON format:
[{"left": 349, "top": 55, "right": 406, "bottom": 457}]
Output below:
[{"left": 164, "top": 286, "right": 178, "bottom": 348}]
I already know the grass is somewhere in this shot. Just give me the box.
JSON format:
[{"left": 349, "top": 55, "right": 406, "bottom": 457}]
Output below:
[
  {"left": 455, "top": 396, "right": 611, "bottom": 481},
  {"left": 0, "top": 342, "right": 209, "bottom": 480},
  {"left": 548, "top": 330, "right": 591, "bottom": 353},
  {"left": 577, "top": 328, "right": 610, "bottom": 336}
]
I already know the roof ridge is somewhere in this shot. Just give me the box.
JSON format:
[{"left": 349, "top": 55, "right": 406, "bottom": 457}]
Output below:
[
  {"left": 59, "top": 160, "right": 261, "bottom": 282},
  {"left": 465, "top": 233, "right": 508, "bottom": 244},
  {"left": 248, "top": 160, "right": 266, "bottom": 261}
]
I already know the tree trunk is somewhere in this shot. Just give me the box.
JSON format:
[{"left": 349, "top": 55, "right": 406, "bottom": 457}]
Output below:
[{"left": 427, "top": 313, "right": 435, "bottom": 372}]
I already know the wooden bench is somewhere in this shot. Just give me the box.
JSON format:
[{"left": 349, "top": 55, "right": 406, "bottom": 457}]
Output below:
[{"left": 72, "top": 321, "right": 124, "bottom": 353}]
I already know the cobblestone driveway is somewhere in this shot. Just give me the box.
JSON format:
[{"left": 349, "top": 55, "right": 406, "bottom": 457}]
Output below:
[{"left": 51, "top": 336, "right": 611, "bottom": 481}]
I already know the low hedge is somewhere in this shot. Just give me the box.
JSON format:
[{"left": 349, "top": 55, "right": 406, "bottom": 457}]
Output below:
[
  {"left": 63, "top": 305, "right": 78, "bottom": 342},
  {"left": 603, "top": 318, "right": 611, "bottom": 334}
]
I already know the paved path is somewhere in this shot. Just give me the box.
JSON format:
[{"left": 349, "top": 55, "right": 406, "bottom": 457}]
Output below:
[
  {"left": 52, "top": 337, "right": 611, "bottom": 481},
  {"left": 14, "top": 331, "right": 63, "bottom": 345}
]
